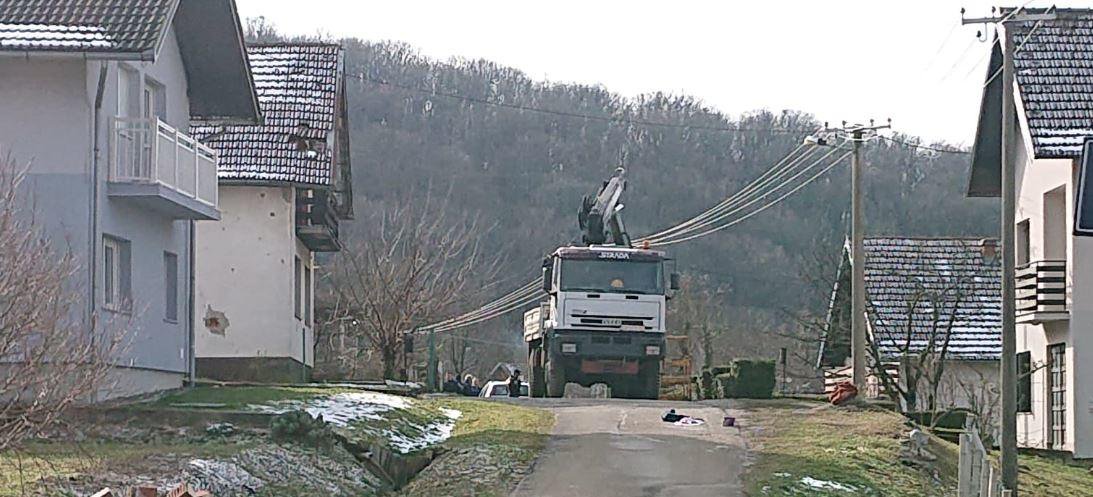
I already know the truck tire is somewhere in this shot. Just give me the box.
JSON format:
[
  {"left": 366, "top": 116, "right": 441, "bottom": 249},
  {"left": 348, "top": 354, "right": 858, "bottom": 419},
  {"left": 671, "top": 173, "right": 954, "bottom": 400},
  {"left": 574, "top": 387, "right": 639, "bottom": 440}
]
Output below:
[
  {"left": 546, "top": 352, "right": 566, "bottom": 398},
  {"left": 637, "top": 359, "right": 661, "bottom": 400},
  {"left": 529, "top": 346, "right": 546, "bottom": 397}
]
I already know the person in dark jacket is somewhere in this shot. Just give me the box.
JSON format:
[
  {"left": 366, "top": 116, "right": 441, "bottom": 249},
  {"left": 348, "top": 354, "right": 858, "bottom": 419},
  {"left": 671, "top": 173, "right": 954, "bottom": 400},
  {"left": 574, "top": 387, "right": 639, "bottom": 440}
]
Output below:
[{"left": 508, "top": 369, "right": 523, "bottom": 398}]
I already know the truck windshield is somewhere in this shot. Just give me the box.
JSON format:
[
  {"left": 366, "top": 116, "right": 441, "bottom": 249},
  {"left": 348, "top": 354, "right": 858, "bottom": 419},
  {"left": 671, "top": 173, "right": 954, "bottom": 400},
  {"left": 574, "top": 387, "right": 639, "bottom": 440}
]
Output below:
[{"left": 559, "top": 259, "right": 663, "bottom": 295}]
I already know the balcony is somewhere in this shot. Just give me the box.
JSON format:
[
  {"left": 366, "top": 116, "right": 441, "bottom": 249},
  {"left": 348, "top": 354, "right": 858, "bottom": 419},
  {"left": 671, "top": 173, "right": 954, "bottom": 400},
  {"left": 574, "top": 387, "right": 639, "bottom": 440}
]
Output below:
[
  {"left": 296, "top": 189, "right": 341, "bottom": 252},
  {"left": 107, "top": 117, "right": 220, "bottom": 220},
  {"left": 1016, "top": 260, "right": 1069, "bottom": 324}
]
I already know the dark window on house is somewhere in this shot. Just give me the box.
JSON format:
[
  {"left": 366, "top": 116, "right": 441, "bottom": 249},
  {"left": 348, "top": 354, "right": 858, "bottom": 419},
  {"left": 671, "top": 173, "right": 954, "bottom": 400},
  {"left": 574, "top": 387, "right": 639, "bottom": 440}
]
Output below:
[
  {"left": 1016, "top": 219, "right": 1030, "bottom": 266},
  {"left": 103, "top": 235, "right": 132, "bottom": 312},
  {"left": 294, "top": 256, "right": 302, "bottom": 320},
  {"left": 304, "top": 262, "right": 312, "bottom": 326},
  {"left": 1048, "top": 343, "right": 1067, "bottom": 450},
  {"left": 164, "top": 252, "right": 178, "bottom": 322},
  {"left": 1017, "top": 351, "right": 1032, "bottom": 413}
]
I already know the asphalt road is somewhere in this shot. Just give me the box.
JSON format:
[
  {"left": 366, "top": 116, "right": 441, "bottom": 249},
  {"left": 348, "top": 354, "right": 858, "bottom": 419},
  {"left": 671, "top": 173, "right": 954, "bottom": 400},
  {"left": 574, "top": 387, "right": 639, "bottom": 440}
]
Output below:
[{"left": 508, "top": 398, "right": 747, "bottom": 497}]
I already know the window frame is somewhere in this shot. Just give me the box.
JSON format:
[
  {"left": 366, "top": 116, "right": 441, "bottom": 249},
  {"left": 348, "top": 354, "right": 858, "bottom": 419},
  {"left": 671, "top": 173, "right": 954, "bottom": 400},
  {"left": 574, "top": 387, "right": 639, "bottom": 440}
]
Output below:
[
  {"left": 102, "top": 235, "right": 131, "bottom": 313},
  {"left": 294, "top": 256, "right": 303, "bottom": 320},
  {"left": 1047, "top": 343, "right": 1067, "bottom": 450},
  {"left": 304, "top": 261, "right": 313, "bottom": 326}
]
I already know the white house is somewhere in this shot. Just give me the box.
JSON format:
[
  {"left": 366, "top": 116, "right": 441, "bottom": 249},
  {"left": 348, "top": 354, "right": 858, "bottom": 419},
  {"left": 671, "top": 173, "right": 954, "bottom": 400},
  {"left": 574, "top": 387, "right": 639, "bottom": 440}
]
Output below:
[
  {"left": 0, "top": 0, "right": 261, "bottom": 397},
  {"left": 967, "top": 8, "right": 1093, "bottom": 458},
  {"left": 819, "top": 237, "right": 1002, "bottom": 419},
  {"left": 191, "top": 43, "right": 353, "bottom": 382}
]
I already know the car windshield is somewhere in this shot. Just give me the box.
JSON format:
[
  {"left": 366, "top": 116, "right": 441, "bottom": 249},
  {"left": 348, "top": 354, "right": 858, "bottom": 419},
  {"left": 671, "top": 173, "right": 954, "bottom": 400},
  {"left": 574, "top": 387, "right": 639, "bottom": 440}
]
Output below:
[{"left": 559, "top": 259, "right": 663, "bottom": 295}]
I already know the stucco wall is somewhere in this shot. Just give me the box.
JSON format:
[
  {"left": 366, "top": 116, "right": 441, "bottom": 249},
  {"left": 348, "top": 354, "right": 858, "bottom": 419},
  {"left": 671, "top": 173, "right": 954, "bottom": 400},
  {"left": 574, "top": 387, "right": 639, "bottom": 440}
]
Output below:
[
  {"left": 0, "top": 27, "right": 198, "bottom": 393},
  {"left": 194, "top": 185, "right": 314, "bottom": 372},
  {"left": 1013, "top": 105, "right": 1092, "bottom": 457}
]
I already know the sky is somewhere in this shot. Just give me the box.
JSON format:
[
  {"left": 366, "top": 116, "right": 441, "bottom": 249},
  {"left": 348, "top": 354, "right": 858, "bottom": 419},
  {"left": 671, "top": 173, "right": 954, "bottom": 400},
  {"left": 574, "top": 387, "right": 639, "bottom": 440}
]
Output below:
[{"left": 235, "top": 0, "right": 1079, "bottom": 146}]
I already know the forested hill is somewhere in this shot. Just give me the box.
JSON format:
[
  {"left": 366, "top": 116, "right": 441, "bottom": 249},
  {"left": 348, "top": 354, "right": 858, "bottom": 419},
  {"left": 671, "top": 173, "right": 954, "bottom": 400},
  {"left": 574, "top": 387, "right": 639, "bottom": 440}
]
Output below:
[{"left": 338, "top": 39, "right": 997, "bottom": 325}]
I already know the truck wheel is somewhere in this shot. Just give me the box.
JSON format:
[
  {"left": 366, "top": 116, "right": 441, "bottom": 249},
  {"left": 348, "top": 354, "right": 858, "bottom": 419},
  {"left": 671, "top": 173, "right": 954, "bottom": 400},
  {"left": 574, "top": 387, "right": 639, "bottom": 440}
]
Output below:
[
  {"left": 638, "top": 360, "right": 661, "bottom": 400},
  {"left": 546, "top": 353, "right": 566, "bottom": 398},
  {"left": 529, "top": 346, "right": 546, "bottom": 397}
]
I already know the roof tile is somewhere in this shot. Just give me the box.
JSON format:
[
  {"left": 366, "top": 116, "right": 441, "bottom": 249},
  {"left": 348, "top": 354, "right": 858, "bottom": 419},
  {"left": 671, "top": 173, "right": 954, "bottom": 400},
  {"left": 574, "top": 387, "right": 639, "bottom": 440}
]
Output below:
[{"left": 0, "top": 0, "right": 174, "bottom": 53}]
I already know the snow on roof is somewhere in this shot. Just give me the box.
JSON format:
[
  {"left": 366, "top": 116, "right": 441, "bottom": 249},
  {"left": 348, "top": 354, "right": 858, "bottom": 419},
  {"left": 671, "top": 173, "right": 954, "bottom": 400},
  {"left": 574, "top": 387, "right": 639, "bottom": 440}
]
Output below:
[
  {"left": 0, "top": 0, "right": 173, "bottom": 54},
  {"left": 859, "top": 237, "right": 1002, "bottom": 361},
  {"left": 192, "top": 43, "right": 344, "bottom": 186}
]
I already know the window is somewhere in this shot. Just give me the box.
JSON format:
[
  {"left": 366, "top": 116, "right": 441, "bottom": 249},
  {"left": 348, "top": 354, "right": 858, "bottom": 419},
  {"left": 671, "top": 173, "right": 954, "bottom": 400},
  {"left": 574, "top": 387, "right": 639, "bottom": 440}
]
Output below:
[
  {"left": 294, "top": 256, "right": 302, "bottom": 320},
  {"left": 1017, "top": 351, "right": 1032, "bottom": 413},
  {"left": 1016, "top": 219, "right": 1030, "bottom": 266},
  {"left": 304, "top": 262, "right": 313, "bottom": 326},
  {"left": 164, "top": 252, "right": 178, "bottom": 322},
  {"left": 103, "top": 236, "right": 131, "bottom": 312},
  {"left": 1048, "top": 343, "right": 1067, "bottom": 450},
  {"left": 143, "top": 77, "right": 166, "bottom": 121}
]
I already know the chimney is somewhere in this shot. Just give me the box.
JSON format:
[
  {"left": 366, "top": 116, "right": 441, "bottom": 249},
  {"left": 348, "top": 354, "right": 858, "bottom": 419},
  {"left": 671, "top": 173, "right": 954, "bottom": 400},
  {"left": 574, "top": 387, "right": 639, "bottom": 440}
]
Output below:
[{"left": 979, "top": 238, "right": 999, "bottom": 261}]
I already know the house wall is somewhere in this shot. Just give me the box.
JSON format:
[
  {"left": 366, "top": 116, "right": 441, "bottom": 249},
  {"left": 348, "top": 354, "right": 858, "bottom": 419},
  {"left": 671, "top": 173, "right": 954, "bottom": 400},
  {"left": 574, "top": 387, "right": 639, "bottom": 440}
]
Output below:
[
  {"left": 0, "top": 27, "right": 200, "bottom": 397},
  {"left": 194, "top": 185, "right": 314, "bottom": 382},
  {"left": 1013, "top": 110, "right": 1092, "bottom": 457}
]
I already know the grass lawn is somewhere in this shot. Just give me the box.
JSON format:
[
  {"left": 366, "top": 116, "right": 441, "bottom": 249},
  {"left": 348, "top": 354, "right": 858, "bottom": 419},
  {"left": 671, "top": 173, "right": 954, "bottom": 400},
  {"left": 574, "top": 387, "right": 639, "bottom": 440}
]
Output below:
[
  {"left": 149, "top": 385, "right": 356, "bottom": 409},
  {"left": 396, "top": 398, "right": 554, "bottom": 497},
  {"left": 740, "top": 398, "right": 1093, "bottom": 497}
]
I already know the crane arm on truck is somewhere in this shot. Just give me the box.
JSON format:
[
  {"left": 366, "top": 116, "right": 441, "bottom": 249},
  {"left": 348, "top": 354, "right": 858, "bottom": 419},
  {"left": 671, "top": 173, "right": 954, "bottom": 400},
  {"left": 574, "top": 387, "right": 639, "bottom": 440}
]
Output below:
[{"left": 578, "top": 167, "right": 631, "bottom": 247}]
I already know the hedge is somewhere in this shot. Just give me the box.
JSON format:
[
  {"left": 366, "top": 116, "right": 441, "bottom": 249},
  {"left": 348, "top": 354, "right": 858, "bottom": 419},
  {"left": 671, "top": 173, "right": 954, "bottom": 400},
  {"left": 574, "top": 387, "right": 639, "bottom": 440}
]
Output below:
[{"left": 708, "top": 359, "right": 776, "bottom": 399}]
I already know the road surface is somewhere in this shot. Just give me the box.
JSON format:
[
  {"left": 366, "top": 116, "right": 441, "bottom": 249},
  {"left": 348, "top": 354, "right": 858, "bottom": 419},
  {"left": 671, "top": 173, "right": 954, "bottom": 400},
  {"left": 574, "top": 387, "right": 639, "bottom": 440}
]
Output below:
[{"left": 509, "top": 398, "right": 747, "bottom": 497}]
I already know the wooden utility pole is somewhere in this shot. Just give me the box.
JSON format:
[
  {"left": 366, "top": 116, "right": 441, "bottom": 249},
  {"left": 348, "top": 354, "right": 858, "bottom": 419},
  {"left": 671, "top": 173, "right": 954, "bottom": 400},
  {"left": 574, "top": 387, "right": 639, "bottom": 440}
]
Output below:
[{"left": 962, "top": 8, "right": 1057, "bottom": 494}]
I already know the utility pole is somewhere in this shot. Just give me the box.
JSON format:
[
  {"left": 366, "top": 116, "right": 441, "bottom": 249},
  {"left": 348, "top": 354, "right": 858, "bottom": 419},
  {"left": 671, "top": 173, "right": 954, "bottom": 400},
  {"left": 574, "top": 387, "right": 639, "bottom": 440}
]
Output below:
[
  {"left": 962, "top": 8, "right": 1056, "bottom": 495},
  {"left": 824, "top": 121, "right": 888, "bottom": 391},
  {"left": 427, "top": 329, "right": 438, "bottom": 392}
]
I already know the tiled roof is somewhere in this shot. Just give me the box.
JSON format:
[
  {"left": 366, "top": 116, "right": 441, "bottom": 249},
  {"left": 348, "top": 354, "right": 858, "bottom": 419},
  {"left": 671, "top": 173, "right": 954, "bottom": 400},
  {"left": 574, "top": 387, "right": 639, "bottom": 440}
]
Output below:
[
  {"left": 192, "top": 43, "right": 342, "bottom": 186},
  {"left": 861, "top": 238, "right": 1001, "bottom": 361},
  {"left": 1011, "top": 8, "right": 1093, "bottom": 158},
  {"left": 0, "top": 0, "right": 175, "bottom": 54}
]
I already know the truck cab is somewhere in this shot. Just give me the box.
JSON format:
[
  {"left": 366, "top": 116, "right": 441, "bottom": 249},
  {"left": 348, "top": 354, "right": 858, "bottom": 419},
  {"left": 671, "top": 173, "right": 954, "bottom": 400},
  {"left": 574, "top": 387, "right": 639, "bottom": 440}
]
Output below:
[{"left": 525, "top": 244, "right": 676, "bottom": 398}]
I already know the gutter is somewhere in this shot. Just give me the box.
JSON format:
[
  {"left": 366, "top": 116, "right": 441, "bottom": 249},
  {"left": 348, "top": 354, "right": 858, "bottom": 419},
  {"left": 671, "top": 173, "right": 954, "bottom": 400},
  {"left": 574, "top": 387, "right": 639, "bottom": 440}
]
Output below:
[{"left": 188, "top": 220, "right": 196, "bottom": 385}]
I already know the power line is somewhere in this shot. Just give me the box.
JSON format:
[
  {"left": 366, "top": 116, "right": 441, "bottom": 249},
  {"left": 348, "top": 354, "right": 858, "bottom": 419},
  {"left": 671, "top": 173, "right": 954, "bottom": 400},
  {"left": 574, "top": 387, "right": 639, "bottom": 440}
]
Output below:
[
  {"left": 878, "top": 135, "right": 969, "bottom": 155},
  {"left": 360, "top": 76, "right": 815, "bottom": 136}
]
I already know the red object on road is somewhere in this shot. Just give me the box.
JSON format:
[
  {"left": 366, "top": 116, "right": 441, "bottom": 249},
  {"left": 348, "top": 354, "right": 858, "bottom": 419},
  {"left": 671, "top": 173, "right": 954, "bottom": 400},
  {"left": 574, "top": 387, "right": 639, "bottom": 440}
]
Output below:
[{"left": 829, "top": 381, "right": 858, "bottom": 406}]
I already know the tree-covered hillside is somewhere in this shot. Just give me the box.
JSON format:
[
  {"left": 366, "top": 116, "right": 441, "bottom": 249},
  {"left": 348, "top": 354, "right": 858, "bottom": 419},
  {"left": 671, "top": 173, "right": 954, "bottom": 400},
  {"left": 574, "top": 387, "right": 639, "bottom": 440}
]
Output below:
[{"left": 337, "top": 39, "right": 997, "bottom": 332}]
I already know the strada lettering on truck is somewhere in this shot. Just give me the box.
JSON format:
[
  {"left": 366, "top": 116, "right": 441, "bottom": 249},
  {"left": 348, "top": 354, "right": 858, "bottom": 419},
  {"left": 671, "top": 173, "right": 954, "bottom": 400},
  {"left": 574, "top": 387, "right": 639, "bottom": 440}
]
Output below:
[{"left": 598, "top": 251, "right": 631, "bottom": 260}]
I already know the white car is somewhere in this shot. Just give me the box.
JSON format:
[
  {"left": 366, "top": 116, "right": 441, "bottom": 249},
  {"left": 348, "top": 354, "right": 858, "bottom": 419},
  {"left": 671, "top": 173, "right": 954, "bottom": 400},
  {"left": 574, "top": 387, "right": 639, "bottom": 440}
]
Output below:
[{"left": 479, "top": 380, "right": 529, "bottom": 398}]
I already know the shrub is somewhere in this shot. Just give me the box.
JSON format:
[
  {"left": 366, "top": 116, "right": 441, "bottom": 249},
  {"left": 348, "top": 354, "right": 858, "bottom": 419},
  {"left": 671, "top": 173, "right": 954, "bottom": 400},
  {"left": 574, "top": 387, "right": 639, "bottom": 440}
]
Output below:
[
  {"left": 270, "top": 410, "right": 337, "bottom": 449},
  {"left": 713, "top": 359, "right": 776, "bottom": 399}
]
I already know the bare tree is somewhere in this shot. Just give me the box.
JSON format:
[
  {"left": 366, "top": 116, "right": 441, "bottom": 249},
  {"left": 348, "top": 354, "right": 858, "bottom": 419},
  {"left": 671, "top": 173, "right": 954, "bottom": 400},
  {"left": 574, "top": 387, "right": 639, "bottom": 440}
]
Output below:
[
  {"left": 865, "top": 264, "right": 978, "bottom": 415},
  {"left": 0, "top": 154, "right": 121, "bottom": 451},
  {"left": 669, "top": 273, "right": 725, "bottom": 369},
  {"left": 325, "top": 193, "right": 499, "bottom": 379}
]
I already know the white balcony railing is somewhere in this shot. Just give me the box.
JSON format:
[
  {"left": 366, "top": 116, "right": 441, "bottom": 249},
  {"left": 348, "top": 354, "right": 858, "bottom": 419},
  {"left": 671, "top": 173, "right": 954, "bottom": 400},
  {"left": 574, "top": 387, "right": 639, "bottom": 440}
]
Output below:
[{"left": 108, "top": 117, "right": 218, "bottom": 208}]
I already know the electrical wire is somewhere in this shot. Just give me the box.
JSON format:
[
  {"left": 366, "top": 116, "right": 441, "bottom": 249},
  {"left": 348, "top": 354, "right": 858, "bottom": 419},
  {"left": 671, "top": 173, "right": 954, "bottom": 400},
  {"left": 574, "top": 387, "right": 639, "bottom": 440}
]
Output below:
[
  {"left": 651, "top": 150, "right": 853, "bottom": 247},
  {"left": 640, "top": 144, "right": 828, "bottom": 244},
  {"left": 878, "top": 135, "right": 969, "bottom": 155},
  {"left": 647, "top": 146, "right": 847, "bottom": 245}
]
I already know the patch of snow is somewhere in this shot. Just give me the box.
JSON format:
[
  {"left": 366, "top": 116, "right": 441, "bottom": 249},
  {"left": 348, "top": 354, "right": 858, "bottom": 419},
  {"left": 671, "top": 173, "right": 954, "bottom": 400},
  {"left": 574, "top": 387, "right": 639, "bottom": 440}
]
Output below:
[
  {"left": 385, "top": 410, "right": 460, "bottom": 453},
  {"left": 247, "top": 391, "right": 413, "bottom": 426},
  {"left": 800, "top": 476, "right": 858, "bottom": 493}
]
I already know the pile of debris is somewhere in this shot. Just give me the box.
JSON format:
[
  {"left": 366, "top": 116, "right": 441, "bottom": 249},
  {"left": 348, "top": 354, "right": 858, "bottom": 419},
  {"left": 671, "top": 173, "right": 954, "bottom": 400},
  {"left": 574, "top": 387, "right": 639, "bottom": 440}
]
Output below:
[{"left": 92, "top": 483, "right": 209, "bottom": 497}]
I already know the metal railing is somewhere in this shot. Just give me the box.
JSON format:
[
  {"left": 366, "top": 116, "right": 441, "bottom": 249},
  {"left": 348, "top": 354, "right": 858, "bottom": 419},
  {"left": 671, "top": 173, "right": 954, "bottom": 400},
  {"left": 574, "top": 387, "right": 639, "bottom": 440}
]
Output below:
[
  {"left": 108, "top": 117, "right": 218, "bottom": 208},
  {"left": 1015, "top": 259, "right": 1067, "bottom": 316}
]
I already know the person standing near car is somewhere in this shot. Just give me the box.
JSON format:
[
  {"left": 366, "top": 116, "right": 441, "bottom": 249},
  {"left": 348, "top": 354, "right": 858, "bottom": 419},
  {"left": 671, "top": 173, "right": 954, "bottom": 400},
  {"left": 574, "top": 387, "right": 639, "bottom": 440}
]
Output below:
[{"left": 508, "top": 369, "right": 523, "bottom": 398}]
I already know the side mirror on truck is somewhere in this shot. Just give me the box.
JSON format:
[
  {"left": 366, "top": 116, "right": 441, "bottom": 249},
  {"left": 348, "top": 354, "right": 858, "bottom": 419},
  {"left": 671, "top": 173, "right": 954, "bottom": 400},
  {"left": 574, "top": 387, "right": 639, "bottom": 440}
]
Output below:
[
  {"left": 669, "top": 272, "right": 681, "bottom": 291},
  {"left": 542, "top": 258, "right": 553, "bottom": 293}
]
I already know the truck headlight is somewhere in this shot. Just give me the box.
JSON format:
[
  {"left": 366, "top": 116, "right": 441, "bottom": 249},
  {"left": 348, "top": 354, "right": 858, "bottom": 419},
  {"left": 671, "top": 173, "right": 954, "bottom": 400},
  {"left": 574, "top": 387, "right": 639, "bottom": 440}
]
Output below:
[
  {"left": 561, "top": 343, "right": 578, "bottom": 354},
  {"left": 645, "top": 345, "right": 661, "bottom": 356}
]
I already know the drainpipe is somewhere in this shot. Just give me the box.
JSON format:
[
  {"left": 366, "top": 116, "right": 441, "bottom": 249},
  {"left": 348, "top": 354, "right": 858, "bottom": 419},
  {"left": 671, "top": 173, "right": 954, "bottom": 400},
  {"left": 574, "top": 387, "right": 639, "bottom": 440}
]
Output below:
[
  {"left": 188, "top": 220, "right": 196, "bottom": 386},
  {"left": 88, "top": 62, "right": 108, "bottom": 402}
]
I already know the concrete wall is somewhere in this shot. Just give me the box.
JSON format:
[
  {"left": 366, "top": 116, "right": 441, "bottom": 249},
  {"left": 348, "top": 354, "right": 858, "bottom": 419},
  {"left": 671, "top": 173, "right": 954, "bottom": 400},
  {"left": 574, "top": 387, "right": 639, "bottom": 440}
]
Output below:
[
  {"left": 194, "top": 185, "right": 314, "bottom": 381},
  {"left": 1013, "top": 103, "right": 1092, "bottom": 457},
  {"left": 0, "top": 27, "right": 200, "bottom": 396}
]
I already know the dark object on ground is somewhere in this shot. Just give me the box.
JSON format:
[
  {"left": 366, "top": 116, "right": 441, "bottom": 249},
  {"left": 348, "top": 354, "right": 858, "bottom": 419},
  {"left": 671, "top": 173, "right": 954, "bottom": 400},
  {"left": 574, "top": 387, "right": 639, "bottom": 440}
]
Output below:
[
  {"left": 829, "top": 381, "right": 858, "bottom": 406},
  {"left": 443, "top": 378, "right": 463, "bottom": 393},
  {"left": 662, "top": 409, "right": 686, "bottom": 422},
  {"left": 461, "top": 384, "right": 481, "bottom": 396},
  {"left": 723, "top": 416, "right": 736, "bottom": 427}
]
